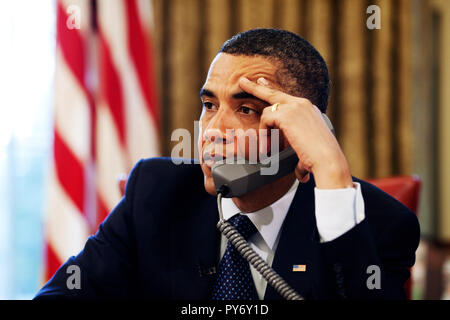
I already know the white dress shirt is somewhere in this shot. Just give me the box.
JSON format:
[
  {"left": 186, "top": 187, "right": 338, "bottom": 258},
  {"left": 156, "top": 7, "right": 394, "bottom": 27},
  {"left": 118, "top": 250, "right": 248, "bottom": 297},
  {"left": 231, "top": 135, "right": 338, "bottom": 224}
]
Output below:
[{"left": 220, "top": 180, "right": 365, "bottom": 299}]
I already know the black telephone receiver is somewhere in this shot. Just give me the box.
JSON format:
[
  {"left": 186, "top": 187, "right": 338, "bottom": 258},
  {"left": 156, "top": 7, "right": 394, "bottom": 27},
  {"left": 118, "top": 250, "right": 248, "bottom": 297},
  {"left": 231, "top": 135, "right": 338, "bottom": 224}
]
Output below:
[
  {"left": 212, "top": 114, "right": 334, "bottom": 300},
  {"left": 212, "top": 113, "right": 335, "bottom": 198}
]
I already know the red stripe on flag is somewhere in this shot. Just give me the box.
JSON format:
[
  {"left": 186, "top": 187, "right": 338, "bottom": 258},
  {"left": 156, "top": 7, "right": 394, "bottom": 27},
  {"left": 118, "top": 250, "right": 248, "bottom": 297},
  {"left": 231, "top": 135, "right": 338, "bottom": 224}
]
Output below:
[
  {"left": 56, "top": 0, "right": 96, "bottom": 159},
  {"left": 56, "top": 1, "right": 86, "bottom": 93},
  {"left": 44, "top": 241, "right": 62, "bottom": 282},
  {"left": 96, "top": 193, "right": 110, "bottom": 226},
  {"left": 125, "top": 0, "right": 159, "bottom": 127},
  {"left": 54, "top": 130, "right": 85, "bottom": 214},
  {"left": 98, "top": 33, "right": 127, "bottom": 146}
]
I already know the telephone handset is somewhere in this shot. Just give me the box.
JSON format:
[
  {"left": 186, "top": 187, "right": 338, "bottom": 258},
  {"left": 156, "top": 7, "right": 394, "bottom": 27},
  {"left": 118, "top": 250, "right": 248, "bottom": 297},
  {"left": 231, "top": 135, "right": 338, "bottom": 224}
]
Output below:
[
  {"left": 212, "top": 113, "right": 335, "bottom": 301},
  {"left": 212, "top": 113, "right": 335, "bottom": 198}
]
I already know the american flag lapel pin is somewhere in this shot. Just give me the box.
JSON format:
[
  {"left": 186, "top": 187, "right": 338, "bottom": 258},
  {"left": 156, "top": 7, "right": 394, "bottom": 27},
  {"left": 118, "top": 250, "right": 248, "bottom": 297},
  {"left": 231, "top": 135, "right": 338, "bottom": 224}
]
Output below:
[{"left": 292, "top": 264, "right": 306, "bottom": 272}]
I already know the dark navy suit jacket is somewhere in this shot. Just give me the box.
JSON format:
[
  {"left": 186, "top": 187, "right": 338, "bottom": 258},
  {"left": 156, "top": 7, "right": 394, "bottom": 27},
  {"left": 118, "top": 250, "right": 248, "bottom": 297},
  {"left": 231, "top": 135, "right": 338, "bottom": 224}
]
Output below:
[{"left": 35, "top": 157, "right": 420, "bottom": 299}]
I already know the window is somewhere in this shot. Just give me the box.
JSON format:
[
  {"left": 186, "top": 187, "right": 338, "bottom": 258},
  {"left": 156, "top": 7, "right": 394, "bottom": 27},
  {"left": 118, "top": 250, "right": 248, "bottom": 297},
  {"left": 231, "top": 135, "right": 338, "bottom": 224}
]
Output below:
[{"left": 0, "top": 0, "right": 55, "bottom": 299}]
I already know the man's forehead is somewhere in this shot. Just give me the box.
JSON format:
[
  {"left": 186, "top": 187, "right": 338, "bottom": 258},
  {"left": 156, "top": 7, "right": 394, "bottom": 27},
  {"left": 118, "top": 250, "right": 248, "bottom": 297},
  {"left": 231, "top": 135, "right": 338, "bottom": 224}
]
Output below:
[{"left": 204, "top": 53, "right": 280, "bottom": 87}]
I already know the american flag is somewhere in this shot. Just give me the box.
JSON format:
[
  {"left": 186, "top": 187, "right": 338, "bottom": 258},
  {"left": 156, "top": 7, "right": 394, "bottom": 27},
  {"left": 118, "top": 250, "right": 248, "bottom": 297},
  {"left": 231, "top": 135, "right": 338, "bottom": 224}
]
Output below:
[
  {"left": 292, "top": 265, "right": 306, "bottom": 272},
  {"left": 44, "top": 0, "right": 160, "bottom": 282}
]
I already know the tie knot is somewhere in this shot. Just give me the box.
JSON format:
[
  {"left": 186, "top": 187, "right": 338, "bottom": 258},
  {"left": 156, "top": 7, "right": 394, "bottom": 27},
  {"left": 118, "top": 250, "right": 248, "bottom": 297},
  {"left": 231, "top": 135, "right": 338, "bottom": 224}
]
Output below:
[{"left": 229, "top": 214, "right": 258, "bottom": 240}]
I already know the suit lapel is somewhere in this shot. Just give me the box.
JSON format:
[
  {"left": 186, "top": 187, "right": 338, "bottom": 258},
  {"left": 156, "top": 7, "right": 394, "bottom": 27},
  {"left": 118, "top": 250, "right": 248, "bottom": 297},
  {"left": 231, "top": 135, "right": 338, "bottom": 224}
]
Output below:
[
  {"left": 264, "top": 178, "right": 318, "bottom": 300},
  {"left": 194, "top": 194, "right": 221, "bottom": 292},
  {"left": 170, "top": 192, "right": 221, "bottom": 299}
]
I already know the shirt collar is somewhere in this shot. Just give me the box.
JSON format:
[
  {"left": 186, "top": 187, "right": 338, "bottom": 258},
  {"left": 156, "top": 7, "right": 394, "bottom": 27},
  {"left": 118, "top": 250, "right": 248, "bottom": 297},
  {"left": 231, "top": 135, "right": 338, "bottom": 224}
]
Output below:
[{"left": 221, "top": 179, "right": 300, "bottom": 250}]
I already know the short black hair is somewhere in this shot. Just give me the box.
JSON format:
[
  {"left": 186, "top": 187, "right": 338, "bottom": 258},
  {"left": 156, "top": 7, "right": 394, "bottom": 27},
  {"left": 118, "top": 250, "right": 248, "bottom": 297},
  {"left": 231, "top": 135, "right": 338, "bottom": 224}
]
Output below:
[{"left": 219, "top": 28, "right": 330, "bottom": 113}]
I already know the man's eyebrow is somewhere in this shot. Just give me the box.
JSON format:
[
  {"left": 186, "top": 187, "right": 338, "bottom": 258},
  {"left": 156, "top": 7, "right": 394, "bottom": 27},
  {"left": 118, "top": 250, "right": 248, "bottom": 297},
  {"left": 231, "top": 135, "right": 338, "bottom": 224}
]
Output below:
[
  {"left": 232, "top": 91, "right": 267, "bottom": 105},
  {"left": 200, "top": 88, "right": 215, "bottom": 99},
  {"left": 199, "top": 88, "right": 267, "bottom": 105},
  {"left": 232, "top": 91, "right": 259, "bottom": 101}
]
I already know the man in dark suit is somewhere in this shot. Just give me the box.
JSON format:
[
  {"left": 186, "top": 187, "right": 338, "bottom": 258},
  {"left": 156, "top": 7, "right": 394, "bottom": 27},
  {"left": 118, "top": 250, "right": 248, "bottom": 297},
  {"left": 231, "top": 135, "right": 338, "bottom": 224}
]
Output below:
[{"left": 35, "top": 29, "right": 420, "bottom": 300}]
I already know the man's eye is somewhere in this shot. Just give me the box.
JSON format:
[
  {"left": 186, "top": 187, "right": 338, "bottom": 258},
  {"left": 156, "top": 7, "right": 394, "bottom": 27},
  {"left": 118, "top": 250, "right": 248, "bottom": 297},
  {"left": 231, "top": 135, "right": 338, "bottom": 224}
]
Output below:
[
  {"left": 202, "top": 102, "right": 216, "bottom": 110},
  {"left": 239, "top": 106, "right": 257, "bottom": 115}
]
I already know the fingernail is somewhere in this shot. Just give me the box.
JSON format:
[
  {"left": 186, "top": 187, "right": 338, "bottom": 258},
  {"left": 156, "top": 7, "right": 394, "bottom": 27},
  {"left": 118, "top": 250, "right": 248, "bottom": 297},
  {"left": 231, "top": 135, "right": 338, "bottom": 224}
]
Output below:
[
  {"left": 240, "top": 77, "right": 250, "bottom": 83},
  {"left": 257, "top": 77, "right": 269, "bottom": 86}
]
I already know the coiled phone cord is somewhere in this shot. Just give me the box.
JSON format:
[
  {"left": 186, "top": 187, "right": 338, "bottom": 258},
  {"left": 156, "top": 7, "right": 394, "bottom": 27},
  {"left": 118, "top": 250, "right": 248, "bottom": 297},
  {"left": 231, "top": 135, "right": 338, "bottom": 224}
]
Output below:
[{"left": 216, "top": 192, "right": 304, "bottom": 301}]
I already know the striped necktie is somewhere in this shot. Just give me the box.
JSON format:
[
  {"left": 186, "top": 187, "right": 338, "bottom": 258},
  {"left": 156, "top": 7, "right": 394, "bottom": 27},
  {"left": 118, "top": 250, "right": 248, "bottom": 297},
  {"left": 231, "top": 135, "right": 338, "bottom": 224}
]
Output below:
[{"left": 212, "top": 214, "right": 259, "bottom": 300}]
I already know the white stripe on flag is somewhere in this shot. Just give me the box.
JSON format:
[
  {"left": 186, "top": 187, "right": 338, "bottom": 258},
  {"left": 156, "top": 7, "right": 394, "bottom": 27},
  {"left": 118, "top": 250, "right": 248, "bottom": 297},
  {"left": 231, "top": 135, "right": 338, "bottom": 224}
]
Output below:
[
  {"left": 97, "top": 0, "right": 159, "bottom": 165},
  {"left": 96, "top": 102, "right": 128, "bottom": 210},
  {"left": 47, "top": 167, "right": 90, "bottom": 262},
  {"left": 54, "top": 49, "right": 92, "bottom": 163}
]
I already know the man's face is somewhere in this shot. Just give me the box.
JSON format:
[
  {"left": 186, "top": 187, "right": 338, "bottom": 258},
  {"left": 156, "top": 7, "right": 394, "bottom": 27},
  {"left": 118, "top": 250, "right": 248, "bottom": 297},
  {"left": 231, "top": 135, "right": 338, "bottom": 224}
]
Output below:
[{"left": 198, "top": 53, "right": 283, "bottom": 195}]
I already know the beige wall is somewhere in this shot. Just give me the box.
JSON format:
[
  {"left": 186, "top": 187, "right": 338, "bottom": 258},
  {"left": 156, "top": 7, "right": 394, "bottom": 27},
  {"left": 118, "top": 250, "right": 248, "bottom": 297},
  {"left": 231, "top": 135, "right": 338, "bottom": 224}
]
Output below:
[
  {"left": 411, "top": 0, "right": 450, "bottom": 241},
  {"left": 432, "top": 0, "right": 450, "bottom": 241}
]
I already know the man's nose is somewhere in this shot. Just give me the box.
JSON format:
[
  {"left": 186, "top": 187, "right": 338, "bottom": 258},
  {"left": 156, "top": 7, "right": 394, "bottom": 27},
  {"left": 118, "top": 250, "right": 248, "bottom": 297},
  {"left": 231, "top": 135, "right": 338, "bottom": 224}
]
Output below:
[
  {"left": 203, "top": 109, "right": 234, "bottom": 144},
  {"left": 204, "top": 128, "right": 225, "bottom": 143}
]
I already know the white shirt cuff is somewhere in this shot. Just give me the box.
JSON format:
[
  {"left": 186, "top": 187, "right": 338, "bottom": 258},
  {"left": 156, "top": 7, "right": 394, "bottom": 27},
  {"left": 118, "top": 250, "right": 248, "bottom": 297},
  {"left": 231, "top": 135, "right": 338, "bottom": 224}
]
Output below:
[{"left": 314, "top": 182, "right": 365, "bottom": 243}]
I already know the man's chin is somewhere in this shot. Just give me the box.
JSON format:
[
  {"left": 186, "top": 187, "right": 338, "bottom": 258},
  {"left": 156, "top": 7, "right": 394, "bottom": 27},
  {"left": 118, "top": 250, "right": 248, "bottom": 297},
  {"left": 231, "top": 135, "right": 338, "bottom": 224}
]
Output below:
[
  {"left": 203, "top": 176, "right": 217, "bottom": 196},
  {"left": 200, "top": 164, "right": 217, "bottom": 196}
]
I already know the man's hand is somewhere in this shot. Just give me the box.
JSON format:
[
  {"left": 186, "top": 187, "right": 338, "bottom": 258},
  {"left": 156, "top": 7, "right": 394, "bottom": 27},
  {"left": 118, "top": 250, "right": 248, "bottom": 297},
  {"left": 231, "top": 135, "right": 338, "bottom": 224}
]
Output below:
[{"left": 239, "top": 76, "right": 353, "bottom": 189}]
